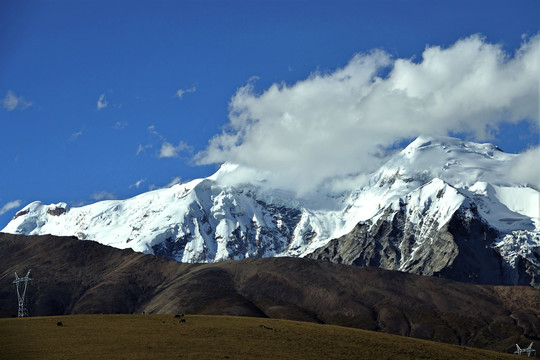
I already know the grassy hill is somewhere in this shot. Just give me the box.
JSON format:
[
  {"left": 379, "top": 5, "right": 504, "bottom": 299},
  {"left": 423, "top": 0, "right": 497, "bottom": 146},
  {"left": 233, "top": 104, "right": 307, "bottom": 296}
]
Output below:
[{"left": 0, "top": 314, "right": 522, "bottom": 360}]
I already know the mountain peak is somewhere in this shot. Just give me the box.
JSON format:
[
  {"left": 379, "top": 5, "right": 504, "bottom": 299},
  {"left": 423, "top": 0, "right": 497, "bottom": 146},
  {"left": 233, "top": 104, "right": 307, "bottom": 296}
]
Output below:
[
  {"left": 375, "top": 135, "right": 516, "bottom": 190},
  {"left": 404, "top": 135, "right": 501, "bottom": 154},
  {"left": 407, "top": 135, "right": 460, "bottom": 149},
  {"left": 2, "top": 136, "right": 538, "bottom": 288}
]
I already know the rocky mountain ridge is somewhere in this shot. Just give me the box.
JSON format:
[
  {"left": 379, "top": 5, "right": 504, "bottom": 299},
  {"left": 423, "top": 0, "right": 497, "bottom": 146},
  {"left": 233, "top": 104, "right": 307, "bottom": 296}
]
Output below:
[{"left": 3, "top": 136, "right": 539, "bottom": 287}]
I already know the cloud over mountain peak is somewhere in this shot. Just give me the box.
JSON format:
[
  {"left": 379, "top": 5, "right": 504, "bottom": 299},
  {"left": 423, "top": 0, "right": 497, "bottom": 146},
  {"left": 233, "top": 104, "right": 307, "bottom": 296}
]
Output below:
[{"left": 196, "top": 35, "right": 539, "bottom": 194}]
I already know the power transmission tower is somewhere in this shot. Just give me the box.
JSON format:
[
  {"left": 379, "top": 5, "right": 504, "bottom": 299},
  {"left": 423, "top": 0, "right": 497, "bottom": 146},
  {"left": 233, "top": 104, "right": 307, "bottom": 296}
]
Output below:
[{"left": 13, "top": 269, "right": 32, "bottom": 317}]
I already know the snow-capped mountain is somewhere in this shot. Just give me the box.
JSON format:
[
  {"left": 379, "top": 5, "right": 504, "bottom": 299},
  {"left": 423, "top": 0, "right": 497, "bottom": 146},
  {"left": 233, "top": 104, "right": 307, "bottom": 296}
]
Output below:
[
  {"left": 4, "top": 163, "right": 347, "bottom": 262},
  {"left": 310, "top": 136, "right": 539, "bottom": 287},
  {"left": 3, "top": 136, "right": 539, "bottom": 287}
]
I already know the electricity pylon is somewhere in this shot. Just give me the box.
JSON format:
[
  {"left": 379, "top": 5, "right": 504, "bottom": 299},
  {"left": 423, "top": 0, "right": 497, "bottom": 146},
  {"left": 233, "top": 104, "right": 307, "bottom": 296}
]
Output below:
[{"left": 13, "top": 269, "right": 32, "bottom": 317}]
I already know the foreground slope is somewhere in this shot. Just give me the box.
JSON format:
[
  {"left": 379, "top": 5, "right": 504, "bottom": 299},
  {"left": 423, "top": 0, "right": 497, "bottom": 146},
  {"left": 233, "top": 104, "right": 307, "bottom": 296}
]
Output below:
[
  {"left": 3, "top": 136, "right": 539, "bottom": 287},
  {"left": 1, "top": 233, "right": 538, "bottom": 353},
  {"left": 0, "top": 315, "right": 522, "bottom": 360}
]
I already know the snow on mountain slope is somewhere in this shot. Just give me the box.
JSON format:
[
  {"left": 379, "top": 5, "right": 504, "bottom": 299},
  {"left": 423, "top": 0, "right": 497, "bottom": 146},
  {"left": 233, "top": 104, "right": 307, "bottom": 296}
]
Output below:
[
  {"left": 378, "top": 135, "right": 514, "bottom": 186},
  {"left": 3, "top": 175, "right": 345, "bottom": 262},
  {"left": 323, "top": 136, "right": 539, "bottom": 286},
  {"left": 3, "top": 135, "right": 539, "bottom": 286},
  {"left": 340, "top": 136, "right": 538, "bottom": 231}
]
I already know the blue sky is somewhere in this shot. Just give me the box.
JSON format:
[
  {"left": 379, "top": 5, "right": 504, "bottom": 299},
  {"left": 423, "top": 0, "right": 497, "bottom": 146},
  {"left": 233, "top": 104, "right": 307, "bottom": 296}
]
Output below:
[{"left": 1, "top": 0, "right": 539, "bottom": 228}]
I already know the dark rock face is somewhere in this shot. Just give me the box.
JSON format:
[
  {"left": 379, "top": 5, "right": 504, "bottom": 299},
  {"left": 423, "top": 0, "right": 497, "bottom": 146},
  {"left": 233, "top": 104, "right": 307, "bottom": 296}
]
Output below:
[
  {"left": 152, "top": 235, "right": 189, "bottom": 261},
  {"left": 12, "top": 209, "right": 29, "bottom": 219},
  {"left": 437, "top": 207, "right": 513, "bottom": 285},
  {"left": 46, "top": 206, "right": 66, "bottom": 216},
  {"left": 308, "top": 205, "right": 539, "bottom": 288},
  {"left": 148, "top": 191, "right": 305, "bottom": 263},
  {"left": 307, "top": 207, "right": 454, "bottom": 274}
]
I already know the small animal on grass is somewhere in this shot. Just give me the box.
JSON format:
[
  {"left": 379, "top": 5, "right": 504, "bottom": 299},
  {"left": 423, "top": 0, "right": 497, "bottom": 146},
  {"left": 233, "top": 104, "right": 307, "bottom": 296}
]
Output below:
[
  {"left": 56, "top": 321, "right": 63, "bottom": 327},
  {"left": 175, "top": 314, "right": 186, "bottom": 323}
]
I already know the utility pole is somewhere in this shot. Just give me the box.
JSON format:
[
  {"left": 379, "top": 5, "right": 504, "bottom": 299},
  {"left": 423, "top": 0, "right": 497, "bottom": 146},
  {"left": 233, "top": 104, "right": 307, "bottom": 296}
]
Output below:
[{"left": 13, "top": 269, "right": 32, "bottom": 317}]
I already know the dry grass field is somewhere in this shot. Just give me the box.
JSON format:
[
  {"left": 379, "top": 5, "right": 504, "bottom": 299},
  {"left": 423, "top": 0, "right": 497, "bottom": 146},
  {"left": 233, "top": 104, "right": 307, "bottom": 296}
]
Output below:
[{"left": 0, "top": 314, "right": 521, "bottom": 360}]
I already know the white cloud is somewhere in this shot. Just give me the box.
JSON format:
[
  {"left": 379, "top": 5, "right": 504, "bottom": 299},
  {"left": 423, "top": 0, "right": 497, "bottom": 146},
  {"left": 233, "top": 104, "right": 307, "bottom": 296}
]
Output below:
[
  {"left": 159, "top": 141, "right": 190, "bottom": 158},
  {"left": 147, "top": 125, "right": 168, "bottom": 141},
  {"left": 113, "top": 121, "right": 128, "bottom": 130},
  {"left": 97, "top": 94, "right": 108, "bottom": 110},
  {"left": 69, "top": 130, "right": 83, "bottom": 142},
  {"left": 90, "top": 191, "right": 116, "bottom": 201},
  {"left": 159, "top": 142, "right": 177, "bottom": 158},
  {"left": 175, "top": 87, "right": 197, "bottom": 100},
  {"left": 136, "top": 143, "right": 152, "bottom": 155},
  {"left": 0, "top": 200, "right": 22, "bottom": 215},
  {"left": 130, "top": 179, "right": 146, "bottom": 189},
  {"left": 148, "top": 176, "right": 182, "bottom": 191},
  {"left": 508, "top": 146, "right": 540, "bottom": 189},
  {"left": 139, "top": 125, "right": 191, "bottom": 158},
  {"left": 196, "top": 35, "right": 540, "bottom": 194},
  {"left": 165, "top": 176, "right": 182, "bottom": 187},
  {"left": 2, "top": 90, "right": 32, "bottom": 111}
]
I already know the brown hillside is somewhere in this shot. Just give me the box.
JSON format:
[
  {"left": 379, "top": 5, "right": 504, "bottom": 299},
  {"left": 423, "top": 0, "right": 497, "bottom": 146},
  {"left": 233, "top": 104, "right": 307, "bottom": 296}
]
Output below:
[
  {"left": 0, "top": 232, "right": 539, "bottom": 355},
  {"left": 0, "top": 315, "right": 523, "bottom": 360}
]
